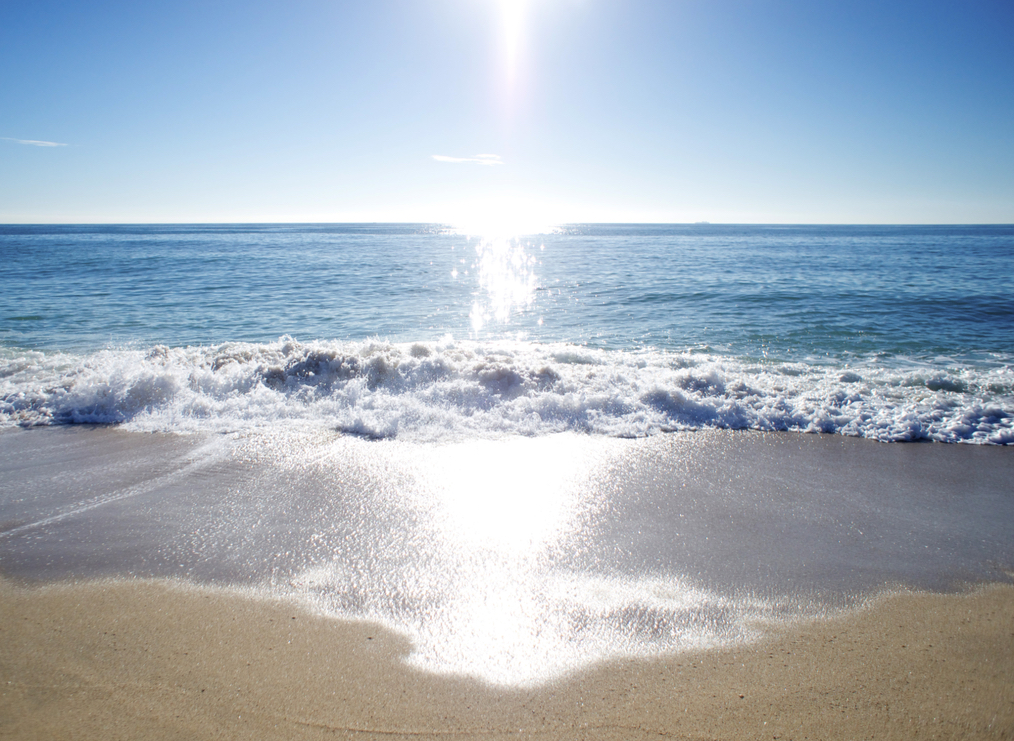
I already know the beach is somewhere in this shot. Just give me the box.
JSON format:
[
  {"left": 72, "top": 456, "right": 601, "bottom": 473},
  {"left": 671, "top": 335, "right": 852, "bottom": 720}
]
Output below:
[
  {"left": 2, "top": 223, "right": 1012, "bottom": 737},
  {"left": 1, "top": 426, "right": 1012, "bottom": 738},
  {"left": 2, "top": 578, "right": 1012, "bottom": 739}
]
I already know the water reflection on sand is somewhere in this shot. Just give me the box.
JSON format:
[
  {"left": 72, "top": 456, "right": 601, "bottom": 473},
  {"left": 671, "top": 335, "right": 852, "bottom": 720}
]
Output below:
[
  {"left": 280, "top": 434, "right": 787, "bottom": 685},
  {"left": 0, "top": 427, "right": 1012, "bottom": 686}
]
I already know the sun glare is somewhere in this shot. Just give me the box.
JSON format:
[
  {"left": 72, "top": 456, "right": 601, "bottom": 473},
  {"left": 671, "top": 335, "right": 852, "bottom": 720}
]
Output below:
[
  {"left": 498, "top": 0, "right": 530, "bottom": 81},
  {"left": 449, "top": 195, "right": 557, "bottom": 239},
  {"left": 413, "top": 435, "right": 608, "bottom": 554},
  {"left": 469, "top": 233, "right": 538, "bottom": 331}
]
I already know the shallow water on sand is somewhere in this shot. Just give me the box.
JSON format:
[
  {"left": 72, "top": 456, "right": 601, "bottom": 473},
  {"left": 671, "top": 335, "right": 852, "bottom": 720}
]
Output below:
[{"left": 1, "top": 427, "right": 1011, "bottom": 685}]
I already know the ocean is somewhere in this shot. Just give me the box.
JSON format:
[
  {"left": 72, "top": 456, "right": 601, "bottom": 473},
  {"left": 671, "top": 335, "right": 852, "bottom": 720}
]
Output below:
[
  {"left": 1, "top": 223, "right": 1012, "bottom": 443},
  {"left": 1, "top": 223, "right": 1013, "bottom": 686}
]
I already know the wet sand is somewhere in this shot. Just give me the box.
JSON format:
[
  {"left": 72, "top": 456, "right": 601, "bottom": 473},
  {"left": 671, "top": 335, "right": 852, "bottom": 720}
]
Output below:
[
  {"left": 1, "top": 426, "right": 1013, "bottom": 737},
  {"left": 1, "top": 577, "right": 1012, "bottom": 740}
]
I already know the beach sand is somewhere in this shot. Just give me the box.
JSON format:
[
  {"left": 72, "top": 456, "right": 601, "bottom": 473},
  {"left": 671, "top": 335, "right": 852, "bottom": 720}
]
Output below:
[
  {"left": 2, "top": 427, "right": 1013, "bottom": 738},
  {"left": 1, "top": 577, "right": 1012, "bottom": 740}
]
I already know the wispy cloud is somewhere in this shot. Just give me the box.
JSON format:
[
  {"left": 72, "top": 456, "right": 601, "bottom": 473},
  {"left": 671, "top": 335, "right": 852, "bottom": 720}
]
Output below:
[
  {"left": 432, "top": 153, "right": 503, "bottom": 166},
  {"left": 2, "top": 137, "right": 68, "bottom": 147}
]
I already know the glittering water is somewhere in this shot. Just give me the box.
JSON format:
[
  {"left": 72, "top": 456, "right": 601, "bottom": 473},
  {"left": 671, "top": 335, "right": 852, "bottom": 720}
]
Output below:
[
  {"left": 3, "top": 223, "right": 1012, "bottom": 357},
  {"left": 2, "top": 223, "right": 1011, "bottom": 442}
]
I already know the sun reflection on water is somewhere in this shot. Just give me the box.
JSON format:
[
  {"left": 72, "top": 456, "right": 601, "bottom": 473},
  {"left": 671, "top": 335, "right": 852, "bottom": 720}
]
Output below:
[
  {"left": 469, "top": 235, "right": 539, "bottom": 332},
  {"left": 415, "top": 435, "right": 597, "bottom": 553},
  {"left": 398, "top": 433, "right": 628, "bottom": 684},
  {"left": 282, "top": 433, "right": 798, "bottom": 687}
]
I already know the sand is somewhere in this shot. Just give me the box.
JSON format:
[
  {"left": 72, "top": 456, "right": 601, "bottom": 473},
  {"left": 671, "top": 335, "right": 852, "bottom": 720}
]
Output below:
[
  {"left": 2, "top": 577, "right": 1012, "bottom": 740},
  {"left": 3, "top": 427, "right": 1013, "bottom": 737}
]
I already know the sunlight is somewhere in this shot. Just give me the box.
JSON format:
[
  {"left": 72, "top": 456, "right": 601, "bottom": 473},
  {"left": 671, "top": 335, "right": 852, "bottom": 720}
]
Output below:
[
  {"left": 449, "top": 195, "right": 558, "bottom": 239},
  {"left": 413, "top": 435, "right": 604, "bottom": 554},
  {"left": 469, "top": 234, "right": 538, "bottom": 331},
  {"left": 445, "top": 196, "right": 556, "bottom": 332},
  {"left": 498, "top": 0, "right": 530, "bottom": 82}
]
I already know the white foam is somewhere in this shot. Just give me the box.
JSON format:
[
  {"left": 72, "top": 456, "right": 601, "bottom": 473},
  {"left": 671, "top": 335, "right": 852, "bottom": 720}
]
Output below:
[
  {"left": 1, "top": 337, "right": 1011, "bottom": 444},
  {"left": 285, "top": 564, "right": 791, "bottom": 686}
]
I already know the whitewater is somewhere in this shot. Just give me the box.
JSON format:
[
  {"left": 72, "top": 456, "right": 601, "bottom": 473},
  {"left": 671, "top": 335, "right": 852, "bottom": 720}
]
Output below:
[
  {"left": 2, "top": 336, "right": 1011, "bottom": 443},
  {"left": 1, "top": 223, "right": 1012, "bottom": 444}
]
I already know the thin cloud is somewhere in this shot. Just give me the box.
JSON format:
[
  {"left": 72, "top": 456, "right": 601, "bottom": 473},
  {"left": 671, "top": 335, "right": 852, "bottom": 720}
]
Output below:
[
  {"left": 432, "top": 153, "right": 503, "bottom": 166},
  {"left": 2, "top": 137, "right": 68, "bottom": 147}
]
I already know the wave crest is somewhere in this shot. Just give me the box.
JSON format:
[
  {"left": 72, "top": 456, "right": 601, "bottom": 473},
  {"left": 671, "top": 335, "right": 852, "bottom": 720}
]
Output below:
[{"left": 1, "top": 337, "right": 1011, "bottom": 444}]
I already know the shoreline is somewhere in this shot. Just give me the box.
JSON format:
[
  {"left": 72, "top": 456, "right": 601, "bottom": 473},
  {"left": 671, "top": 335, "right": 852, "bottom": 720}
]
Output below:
[
  {"left": 2, "top": 576, "right": 1012, "bottom": 739},
  {"left": 2, "top": 425, "right": 1012, "bottom": 736}
]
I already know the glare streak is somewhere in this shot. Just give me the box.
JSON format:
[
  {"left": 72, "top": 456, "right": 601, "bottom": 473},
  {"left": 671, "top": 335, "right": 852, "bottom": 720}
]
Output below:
[{"left": 499, "top": 0, "right": 529, "bottom": 82}]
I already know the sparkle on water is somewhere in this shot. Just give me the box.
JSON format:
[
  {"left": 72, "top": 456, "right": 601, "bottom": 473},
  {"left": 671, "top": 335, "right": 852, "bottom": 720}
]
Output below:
[
  {"left": 279, "top": 433, "right": 787, "bottom": 686},
  {"left": 469, "top": 234, "right": 540, "bottom": 332}
]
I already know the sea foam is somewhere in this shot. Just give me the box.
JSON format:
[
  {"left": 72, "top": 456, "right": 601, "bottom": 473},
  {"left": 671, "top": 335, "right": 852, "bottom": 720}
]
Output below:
[{"left": 1, "top": 337, "right": 1011, "bottom": 444}]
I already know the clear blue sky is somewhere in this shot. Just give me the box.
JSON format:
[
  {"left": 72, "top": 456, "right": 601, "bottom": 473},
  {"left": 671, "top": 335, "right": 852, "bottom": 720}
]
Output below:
[{"left": 2, "top": 0, "right": 1012, "bottom": 224}]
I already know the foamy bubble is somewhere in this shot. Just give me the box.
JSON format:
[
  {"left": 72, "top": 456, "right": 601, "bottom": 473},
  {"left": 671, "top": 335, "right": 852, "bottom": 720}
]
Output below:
[{"left": 1, "top": 338, "right": 1011, "bottom": 444}]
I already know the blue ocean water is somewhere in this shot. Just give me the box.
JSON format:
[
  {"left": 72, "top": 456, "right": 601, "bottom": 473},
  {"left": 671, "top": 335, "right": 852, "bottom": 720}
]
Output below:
[{"left": 2, "top": 223, "right": 1012, "bottom": 442}]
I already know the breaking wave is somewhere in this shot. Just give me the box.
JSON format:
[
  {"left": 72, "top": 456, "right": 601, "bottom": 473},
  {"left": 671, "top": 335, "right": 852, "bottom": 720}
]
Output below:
[{"left": 2, "top": 336, "right": 1012, "bottom": 444}]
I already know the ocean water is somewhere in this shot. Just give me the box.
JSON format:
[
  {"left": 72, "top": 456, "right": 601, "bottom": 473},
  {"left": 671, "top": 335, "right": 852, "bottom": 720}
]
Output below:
[{"left": 2, "top": 223, "right": 1011, "bottom": 443}]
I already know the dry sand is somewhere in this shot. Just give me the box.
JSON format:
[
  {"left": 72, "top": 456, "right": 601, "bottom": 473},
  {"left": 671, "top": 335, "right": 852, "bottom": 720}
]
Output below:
[{"left": 1, "top": 577, "right": 1011, "bottom": 740}]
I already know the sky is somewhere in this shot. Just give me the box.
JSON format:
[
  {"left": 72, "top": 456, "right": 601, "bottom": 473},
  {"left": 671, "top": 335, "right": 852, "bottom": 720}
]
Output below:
[{"left": 1, "top": 0, "right": 1012, "bottom": 225}]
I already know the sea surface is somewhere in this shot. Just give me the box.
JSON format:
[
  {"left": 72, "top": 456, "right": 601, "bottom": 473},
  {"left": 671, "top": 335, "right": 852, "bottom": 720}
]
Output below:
[{"left": 2, "top": 223, "right": 1012, "bottom": 443}]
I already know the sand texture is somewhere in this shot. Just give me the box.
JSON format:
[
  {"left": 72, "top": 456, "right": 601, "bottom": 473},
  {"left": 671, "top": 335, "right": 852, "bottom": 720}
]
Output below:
[{"left": 1, "top": 578, "right": 1012, "bottom": 740}]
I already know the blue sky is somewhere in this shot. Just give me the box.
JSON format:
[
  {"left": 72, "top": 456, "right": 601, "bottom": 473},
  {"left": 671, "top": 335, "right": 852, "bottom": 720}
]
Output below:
[{"left": 2, "top": 0, "right": 1012, "bottom": 224}]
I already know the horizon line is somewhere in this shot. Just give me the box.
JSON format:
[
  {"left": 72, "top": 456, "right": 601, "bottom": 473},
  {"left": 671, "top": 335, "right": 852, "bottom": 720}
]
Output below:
[{"left": 2, "top": 220, "right": 1013, "bottom": 227}]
